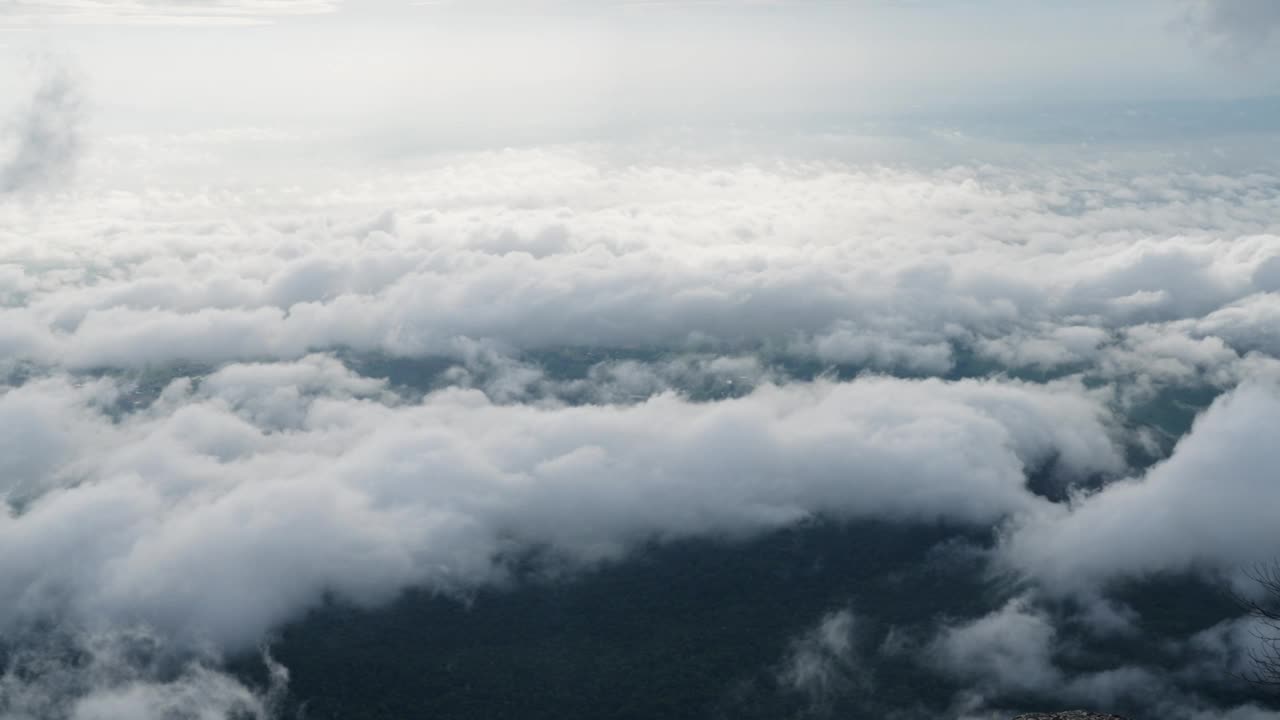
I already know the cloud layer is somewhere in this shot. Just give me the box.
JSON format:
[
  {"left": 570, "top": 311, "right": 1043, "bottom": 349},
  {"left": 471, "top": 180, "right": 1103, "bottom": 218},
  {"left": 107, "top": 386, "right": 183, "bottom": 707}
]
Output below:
[
  {"left": 2, "top": 138, "right": 1279, "bottom": 392},
  {"left": 2, "top": 128, "right": 1280, "bottom": 717}
]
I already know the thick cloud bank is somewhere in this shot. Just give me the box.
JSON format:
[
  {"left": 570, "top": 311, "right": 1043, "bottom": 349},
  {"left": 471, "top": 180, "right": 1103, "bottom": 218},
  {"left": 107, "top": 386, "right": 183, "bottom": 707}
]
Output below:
[
  {"left": 0, "top": 367, "right": 1120, "bottom": 650},
  {"left": 2, "top": 131, "right": 1280, "bottom": 718}
]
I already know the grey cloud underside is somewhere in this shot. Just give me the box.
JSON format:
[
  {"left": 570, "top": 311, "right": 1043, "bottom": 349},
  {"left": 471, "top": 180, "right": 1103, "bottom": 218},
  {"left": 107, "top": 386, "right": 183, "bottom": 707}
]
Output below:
[{"left": 3, "top": 133, "right": 1280, "bottom": 718}]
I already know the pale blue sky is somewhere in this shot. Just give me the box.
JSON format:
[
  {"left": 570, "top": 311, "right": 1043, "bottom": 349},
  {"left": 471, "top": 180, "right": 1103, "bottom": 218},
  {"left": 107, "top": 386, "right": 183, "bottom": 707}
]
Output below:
[{"left": 1, "top": 1, "right": 1278, "bottom": 144}]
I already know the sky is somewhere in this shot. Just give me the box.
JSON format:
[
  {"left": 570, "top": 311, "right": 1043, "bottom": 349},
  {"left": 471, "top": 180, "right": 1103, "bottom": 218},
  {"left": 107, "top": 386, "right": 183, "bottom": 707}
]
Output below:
[
  {"left": 1, "top": 0, "right": 1279, "bottom": 141},
  {"left": 4, "top": 2, "right": 1280, "bottom": 720}
]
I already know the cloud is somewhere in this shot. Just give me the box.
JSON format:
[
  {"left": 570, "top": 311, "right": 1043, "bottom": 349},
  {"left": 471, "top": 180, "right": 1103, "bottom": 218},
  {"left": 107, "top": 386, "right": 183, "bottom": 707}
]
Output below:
[
  {"left": 2, "top": 130, "right": 1280, "bottom": 717},
  {"left": 1004, "top": 381, "right": 1280, "bottom": 593},
  {"left": 0, "top": 365, "right": 1121, "bottom": 652},
  {"left": 0, "top": 627, "right": 287, "bottom": 720},
  {"left": 928, "top": 597, "right": 1272, "bottom": 718},
  {"left": 778, "top": 608, "right": 869, "bottom": 712},
  {"left": 1, "top": 141, "right": 1278, "bottom": 392},
  {"left": 0, "top": 61, "right": 84, "bottom": 196},
  {"left": 932, "top": 597, "right": 1062, "bottom": 695},
  {"left": 1185, "top": 0, "right": 1280, "bottom": 54}
]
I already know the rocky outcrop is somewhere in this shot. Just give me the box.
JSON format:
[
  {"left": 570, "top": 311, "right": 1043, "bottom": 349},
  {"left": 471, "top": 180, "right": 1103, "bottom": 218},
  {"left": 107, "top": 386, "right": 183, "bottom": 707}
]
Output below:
[{"left": 1013, "top": 707, "right": 1126, "bottom": 712}]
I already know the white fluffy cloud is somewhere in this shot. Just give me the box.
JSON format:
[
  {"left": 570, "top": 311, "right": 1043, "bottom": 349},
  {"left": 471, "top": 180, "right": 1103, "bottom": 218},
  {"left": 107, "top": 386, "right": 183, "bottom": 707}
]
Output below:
[
  {"left": 0, "top": 364, "right": 1121, "bottom": 651},
  {"left": 932, "top": 597, "right": 1062, "bottom": 695},
  {"left": 1, "top": 139, "right": 1278, "bottom": 392},
  {"left": 1005, "top": 381, "right": 1280, "bottom": 592}
]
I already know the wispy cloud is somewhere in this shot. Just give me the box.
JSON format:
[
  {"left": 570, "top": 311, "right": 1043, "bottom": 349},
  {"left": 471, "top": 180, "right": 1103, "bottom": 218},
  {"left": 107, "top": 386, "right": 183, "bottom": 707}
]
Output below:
[
  {"left": 1184, "top": 0, "right": 1280, "bottom": 57},
  {"left": 0, "top": 60, "right": 83, "bottom": 195}
]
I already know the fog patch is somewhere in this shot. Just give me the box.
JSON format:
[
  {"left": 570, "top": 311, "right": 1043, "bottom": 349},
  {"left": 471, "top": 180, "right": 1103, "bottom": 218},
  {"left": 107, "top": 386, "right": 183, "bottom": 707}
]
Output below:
[{"left": 778, "top": 608, "right": 869, "bottom": 714}]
